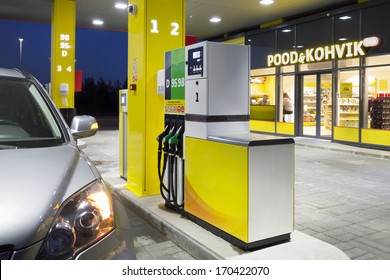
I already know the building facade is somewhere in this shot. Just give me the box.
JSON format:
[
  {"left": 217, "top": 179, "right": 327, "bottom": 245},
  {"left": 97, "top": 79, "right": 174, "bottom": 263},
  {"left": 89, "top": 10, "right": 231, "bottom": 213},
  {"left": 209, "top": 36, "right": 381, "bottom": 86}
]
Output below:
[{"left": 246, "top": 0, "right": 390, "bottom": 150}]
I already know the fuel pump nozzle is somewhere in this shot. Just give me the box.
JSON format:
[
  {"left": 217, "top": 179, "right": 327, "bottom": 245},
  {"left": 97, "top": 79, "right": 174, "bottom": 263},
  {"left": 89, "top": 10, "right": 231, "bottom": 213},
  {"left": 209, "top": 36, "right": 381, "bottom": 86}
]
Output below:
[
  {"left": 156, "top": 125, "right": 169, "bottom": 151},
  {"left": 168, "top": 126, "right": 182, "bottom": 155}
]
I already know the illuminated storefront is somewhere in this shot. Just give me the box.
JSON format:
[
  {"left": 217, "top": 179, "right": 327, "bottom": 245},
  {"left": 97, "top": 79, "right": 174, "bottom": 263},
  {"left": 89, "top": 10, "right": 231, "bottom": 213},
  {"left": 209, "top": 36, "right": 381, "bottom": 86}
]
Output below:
[{"left": 246, "top": 0, "right": 390, "bottom": 149}]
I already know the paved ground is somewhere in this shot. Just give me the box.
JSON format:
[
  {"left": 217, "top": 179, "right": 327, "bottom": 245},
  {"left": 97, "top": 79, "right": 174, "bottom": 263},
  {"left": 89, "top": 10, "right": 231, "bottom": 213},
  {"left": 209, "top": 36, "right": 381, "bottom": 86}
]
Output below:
[
  {"left": 82, "top": 130, "right": 390, "bottom": 260},
  {"left": 294, "top": 144, "right": 390, "bottom": 260},
  {"left": 82, "top": 130, "right": 196, "bottom": 260}
]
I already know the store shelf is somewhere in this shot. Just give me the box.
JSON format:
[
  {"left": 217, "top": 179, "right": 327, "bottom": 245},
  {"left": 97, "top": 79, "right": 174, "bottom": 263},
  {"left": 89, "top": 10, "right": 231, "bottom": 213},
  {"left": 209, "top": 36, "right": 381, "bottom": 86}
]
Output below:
[{"left": 337, "top": 97, "right": 359, "bottom": 127}]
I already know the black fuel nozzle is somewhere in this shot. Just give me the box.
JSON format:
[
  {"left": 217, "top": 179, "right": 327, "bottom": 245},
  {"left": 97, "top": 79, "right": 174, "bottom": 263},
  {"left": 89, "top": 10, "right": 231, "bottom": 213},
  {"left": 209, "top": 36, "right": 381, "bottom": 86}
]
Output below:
[{"left": 157, "top": 125, "right": 169, "bottom": 151}]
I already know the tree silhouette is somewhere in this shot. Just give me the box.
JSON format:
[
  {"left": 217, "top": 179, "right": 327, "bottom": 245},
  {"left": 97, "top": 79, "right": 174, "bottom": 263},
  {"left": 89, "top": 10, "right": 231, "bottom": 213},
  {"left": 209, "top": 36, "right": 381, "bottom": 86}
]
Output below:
[{"left": 75, "top": 76, "right": 123, "bottom": 116}]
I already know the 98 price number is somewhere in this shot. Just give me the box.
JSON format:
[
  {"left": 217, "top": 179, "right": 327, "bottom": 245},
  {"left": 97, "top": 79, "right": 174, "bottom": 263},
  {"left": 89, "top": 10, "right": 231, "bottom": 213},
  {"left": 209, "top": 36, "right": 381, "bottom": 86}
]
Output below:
[{"left": 166, "top": 78, "right": 184, "bottom": 89}]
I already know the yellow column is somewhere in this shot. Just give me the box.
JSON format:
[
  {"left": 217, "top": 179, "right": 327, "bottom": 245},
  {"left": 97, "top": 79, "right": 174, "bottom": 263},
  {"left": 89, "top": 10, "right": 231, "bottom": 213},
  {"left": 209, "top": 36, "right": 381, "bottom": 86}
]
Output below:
[
  {"left": 51, "top": 0, "right": 76, "bottom": 111},
  {"left": 127, "top": 0, "right": 185, "bottom": 196}
]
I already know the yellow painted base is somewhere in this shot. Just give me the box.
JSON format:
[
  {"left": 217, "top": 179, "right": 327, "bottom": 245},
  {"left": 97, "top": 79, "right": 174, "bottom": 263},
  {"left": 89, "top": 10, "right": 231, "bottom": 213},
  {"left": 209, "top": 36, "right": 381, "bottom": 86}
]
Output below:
[
  {"left": 250, "top": 120, "right": 275, "bottom": 133},
  {"left": 362, "top": 128, "right": 390, "bottom": 146},
  {"left": 276, "top": 122, "right": 294, "bottom": 135},
  {"left": 334, "top": 126, "right": 359, "bottom": 143},
  {"left": 185, "top": 137, "right": 249, "bottom": 242}
]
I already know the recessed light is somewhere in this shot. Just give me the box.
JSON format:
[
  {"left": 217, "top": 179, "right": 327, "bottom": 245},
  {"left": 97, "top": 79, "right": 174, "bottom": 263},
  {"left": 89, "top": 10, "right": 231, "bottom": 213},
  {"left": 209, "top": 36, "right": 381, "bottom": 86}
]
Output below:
[
  {"left": 282, "top": 29, "right": 292, "bottom": 33},
  {"left": 339, "top": 15, "right": 351, "bottom": 20},
  {"left": 260, "top": 0, "right": 274, "bottom": 5},
  {"left": 115, "top": 3, "right": 128, "bottom": 9},
  {"left": 339, "top": 37, "right": 348, "bottom": 41},
  {"left": 210, "top": 17, "right": 221, "bottom": 23},
  {"left": 92, "top": 19, "right": 104, "bottom": 26}
]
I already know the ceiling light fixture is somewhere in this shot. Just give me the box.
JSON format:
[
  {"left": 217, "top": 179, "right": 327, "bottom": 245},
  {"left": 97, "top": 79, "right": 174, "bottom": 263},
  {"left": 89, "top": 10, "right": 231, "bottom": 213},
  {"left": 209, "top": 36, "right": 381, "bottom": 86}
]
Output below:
[
  {"left": 260, "top": 0, "right": 274, "bottom": 5},
  {"left": 339, "top": 37, "right": 348, "bottom": 41},
  {"left": 92, "top": 19, "right": 104, "bottom": 26},
  {"left": 339, "top": 15, "right": 351, "bottom": 20},
  {"left": 210, "top": 17, "right": 221, "bottom": 23},
  {"left": 115, "top": 3, "right": 128, "bottom": 10},
  {"left": 282, "top": 29, "right": 292, "bottom": 33}
]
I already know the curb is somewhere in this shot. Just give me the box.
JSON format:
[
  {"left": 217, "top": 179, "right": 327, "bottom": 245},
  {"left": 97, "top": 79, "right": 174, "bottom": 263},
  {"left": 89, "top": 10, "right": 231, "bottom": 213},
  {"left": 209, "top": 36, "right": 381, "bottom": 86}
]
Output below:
[
  {"left": 114, "top": 187, "right": 223, "bottom": 260},
  {"left": 294, "top": 141, "right": 390, "bottom": 160}
]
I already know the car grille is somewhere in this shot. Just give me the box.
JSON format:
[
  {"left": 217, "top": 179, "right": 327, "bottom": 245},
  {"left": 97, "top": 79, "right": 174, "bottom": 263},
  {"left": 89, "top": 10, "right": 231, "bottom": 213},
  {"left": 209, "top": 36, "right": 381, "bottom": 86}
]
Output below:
[{"left": 0, "top": 245, "right": 14, "bottom": 260}]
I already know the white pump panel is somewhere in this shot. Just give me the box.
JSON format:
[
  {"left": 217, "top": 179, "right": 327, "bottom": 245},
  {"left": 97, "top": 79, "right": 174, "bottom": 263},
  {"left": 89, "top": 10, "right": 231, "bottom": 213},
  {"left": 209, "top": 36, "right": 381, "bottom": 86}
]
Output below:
[{"left": 184, "top": 41, "right": 250, "bottom": 139}]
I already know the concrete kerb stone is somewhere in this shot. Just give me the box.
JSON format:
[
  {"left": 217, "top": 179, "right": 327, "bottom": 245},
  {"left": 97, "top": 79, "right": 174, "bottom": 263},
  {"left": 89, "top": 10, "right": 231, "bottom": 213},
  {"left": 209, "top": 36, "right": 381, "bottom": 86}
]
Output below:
[
  {"left": 113, "top": 186, "right": 223, "bottom": 260},
  {"left": 295, "top": 142, "right": 390, "bottom": 160}
]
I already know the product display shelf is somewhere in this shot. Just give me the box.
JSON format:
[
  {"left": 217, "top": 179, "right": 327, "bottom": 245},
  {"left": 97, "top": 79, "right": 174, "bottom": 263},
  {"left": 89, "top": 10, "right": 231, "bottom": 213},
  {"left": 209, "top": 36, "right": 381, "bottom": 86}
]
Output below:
[
  {"left": 369, "top": 96, "right": 390, "bottom": 130},
  {"left": 324, "top": 104, "right": 332, "bottom": 129},
  {"left": 337, "top": 97, "right": 359, "bottom": 128},
  {"left": 303, "top": 93, "right": 316, "bottom": 126}
]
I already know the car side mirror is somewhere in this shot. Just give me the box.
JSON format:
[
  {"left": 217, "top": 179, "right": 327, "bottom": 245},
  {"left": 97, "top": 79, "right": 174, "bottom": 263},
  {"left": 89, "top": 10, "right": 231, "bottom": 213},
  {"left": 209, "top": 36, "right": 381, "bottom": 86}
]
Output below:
[{"left": 70, "top": 115, "right": 98, "bottom": 139}]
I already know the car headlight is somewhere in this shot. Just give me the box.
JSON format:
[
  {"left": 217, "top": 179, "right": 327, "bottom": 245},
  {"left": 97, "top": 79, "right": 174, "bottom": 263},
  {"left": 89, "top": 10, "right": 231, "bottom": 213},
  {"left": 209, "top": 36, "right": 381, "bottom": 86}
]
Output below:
[{"left": 37, "top": 180, "right": 114, "bottom": 259}]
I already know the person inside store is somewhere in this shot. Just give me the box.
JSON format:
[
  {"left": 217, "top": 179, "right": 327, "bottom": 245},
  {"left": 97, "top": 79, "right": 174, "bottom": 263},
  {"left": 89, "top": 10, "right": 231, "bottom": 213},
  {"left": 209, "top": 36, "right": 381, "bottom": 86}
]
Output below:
[
  {"left": 258, "top": 94, "right": 270, "bottom": 105},
  {"left": 283, "top": 92, "right": 293, "bottom": 122}
]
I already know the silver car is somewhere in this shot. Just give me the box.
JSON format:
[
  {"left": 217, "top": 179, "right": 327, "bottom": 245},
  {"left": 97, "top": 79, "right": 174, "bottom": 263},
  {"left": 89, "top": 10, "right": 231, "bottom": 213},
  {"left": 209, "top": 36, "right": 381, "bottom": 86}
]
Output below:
[{"left": 0, "top": 68, "right": 136, "bottom": 260}]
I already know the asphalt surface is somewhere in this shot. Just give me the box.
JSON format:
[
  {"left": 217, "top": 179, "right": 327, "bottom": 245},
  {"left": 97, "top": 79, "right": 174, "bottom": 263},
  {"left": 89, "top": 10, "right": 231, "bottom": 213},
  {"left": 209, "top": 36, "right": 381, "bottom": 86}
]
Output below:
[{"left": 82, "top": 130, "right": 390, "bottom": 260}]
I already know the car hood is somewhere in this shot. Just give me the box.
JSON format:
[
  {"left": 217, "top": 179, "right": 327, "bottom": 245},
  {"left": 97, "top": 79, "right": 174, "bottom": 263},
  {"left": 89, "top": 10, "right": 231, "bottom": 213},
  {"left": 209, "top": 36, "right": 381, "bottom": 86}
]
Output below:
[{"left": 0, "top": 144, "right": 99, "bottom": 250}]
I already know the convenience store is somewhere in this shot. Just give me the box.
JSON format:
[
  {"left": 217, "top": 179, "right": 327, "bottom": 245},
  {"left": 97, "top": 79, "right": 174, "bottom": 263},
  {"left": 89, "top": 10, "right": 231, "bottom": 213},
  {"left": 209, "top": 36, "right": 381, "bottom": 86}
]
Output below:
[{"left": 246, "top": 0, "right": 390, "bottom": 149}]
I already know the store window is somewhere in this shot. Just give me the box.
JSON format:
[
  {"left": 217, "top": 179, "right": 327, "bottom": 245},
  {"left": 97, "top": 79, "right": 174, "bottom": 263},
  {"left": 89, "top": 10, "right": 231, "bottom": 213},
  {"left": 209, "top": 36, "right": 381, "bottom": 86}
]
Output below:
[
  {"left": 362, "top": 2, "right": 390, "bottom": 55},
  {"left": 365, "top": 59, "right": 390, "bottom": 130},
  {"left": 250, "top": 68, "right": 276, "bottom": 121},
  {"left": 281, "top": 65, "right": 295, "bottom": 73},
  {"left": 277, "top": 27, "right": 295, "bottom": 52},
  {"left": 296, "top": 17, "right": 332, "bottom": 50},
  {"left": 336, "top": 70, "right": 360, "bottom": 128},
  {"left": 338, "top": 58, "right": 359, "bottom": 68},
  {"left": 280, "top": 75, "right": 295, "bottom": 123},
  {"left": 300, "top": 61, "right": 332, "bottom": 72},
  {"left": 334, "top": 11, "right": 360, "bottom": 43},
  {"left": 247, "top": 31, "right": 276, "bottom": 69},
  {"left": 366, "top": 55, "right": 390, "bottom": 66}
]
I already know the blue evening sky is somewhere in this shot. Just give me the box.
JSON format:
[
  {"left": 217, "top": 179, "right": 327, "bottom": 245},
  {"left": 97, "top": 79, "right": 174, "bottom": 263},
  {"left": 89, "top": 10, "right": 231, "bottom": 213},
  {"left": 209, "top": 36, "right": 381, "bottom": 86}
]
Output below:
[{"left": 0, "top": 19, "right": 127, "bottom": 84}]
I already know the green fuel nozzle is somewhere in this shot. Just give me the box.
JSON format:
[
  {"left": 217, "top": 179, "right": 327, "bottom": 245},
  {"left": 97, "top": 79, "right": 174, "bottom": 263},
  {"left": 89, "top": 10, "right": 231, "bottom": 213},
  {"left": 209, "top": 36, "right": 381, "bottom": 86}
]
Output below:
[
  {"left": 162, "top": 126, "right": 176, "bottom": 153},
  {"left": 168, "top": 126, "right": 183, "bottom": 154}
]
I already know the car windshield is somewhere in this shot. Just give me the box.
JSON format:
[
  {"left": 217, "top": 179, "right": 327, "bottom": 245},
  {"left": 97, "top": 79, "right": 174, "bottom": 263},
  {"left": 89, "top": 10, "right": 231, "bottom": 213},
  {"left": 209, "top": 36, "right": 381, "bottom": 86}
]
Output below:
[{"left": 0, "top": 77, "right": 64, "bottom": 148}]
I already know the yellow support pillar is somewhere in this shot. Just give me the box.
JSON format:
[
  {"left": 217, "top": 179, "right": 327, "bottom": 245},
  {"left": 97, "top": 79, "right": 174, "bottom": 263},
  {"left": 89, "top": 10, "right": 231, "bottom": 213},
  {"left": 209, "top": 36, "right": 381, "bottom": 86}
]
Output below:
[
  {"left": 126, "top": 0, "right": 185, "bottom": 196},
  {"left": 51, "top": 0, "right": 76, "bottom": 121}
]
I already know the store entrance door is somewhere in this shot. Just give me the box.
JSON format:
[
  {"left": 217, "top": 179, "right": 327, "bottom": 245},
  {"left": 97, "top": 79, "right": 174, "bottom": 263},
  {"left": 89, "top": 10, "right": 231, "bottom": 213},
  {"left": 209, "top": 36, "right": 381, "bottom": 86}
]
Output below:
[{"left": 300, "top": 73, "right": 332, "bottom": 138}]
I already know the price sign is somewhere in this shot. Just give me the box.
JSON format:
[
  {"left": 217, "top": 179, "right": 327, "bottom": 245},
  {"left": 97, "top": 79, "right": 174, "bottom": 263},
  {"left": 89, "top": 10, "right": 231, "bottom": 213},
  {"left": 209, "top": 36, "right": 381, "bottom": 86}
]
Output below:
[{"left": 51, "top": 0, "right": 75, "bottom": 108}]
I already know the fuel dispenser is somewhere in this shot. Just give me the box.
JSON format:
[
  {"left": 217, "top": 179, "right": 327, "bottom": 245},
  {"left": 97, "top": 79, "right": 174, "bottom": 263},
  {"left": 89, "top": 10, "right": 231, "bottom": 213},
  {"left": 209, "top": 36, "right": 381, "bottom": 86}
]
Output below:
[
  {"left": 119, "top": 89, "right": 128, "bottom": 180},
  {"left": 158, "top": 41, "right": 295, "bottom": 251},
  {"left": 156, "top": 47, "right": 186, "bottom": 212}
]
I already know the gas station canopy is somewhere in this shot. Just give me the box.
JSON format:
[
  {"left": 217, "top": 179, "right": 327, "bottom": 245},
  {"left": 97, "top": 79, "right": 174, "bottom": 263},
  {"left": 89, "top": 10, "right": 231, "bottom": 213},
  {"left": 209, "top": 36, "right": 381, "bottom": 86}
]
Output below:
[{"left": 0, "top": 0, "right": 355, "bottom": 40}]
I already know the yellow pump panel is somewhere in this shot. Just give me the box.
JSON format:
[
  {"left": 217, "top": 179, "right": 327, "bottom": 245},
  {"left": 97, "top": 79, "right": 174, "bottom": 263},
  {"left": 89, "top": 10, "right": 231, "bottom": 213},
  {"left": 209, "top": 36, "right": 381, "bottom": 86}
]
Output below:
[
  {"left": 51, "top": 0, "right": 75, "bottom": 109},
  {"left": 126, "top": 0, "right": 185, "bottom": 196},
  {"left": 185, "top": 137, "right": 249, "bottom": 242}
]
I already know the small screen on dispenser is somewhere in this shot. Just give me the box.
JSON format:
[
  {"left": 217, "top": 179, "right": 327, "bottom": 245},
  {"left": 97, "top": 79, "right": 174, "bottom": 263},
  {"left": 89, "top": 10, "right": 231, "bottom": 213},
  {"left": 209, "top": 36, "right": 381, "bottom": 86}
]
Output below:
[
  {"left": 121, "top": 94, "right": 126, "bottom": 106},
  {"left": 193, "top": 51, "right": 200, "bottom": 59}
]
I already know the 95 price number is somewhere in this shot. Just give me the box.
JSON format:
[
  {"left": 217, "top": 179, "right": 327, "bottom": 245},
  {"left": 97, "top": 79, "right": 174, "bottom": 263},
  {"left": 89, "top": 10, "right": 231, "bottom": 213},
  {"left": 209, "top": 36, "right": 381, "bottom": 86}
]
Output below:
[{"left": 166, "top": 77, "right": 185, "bottom": 89}]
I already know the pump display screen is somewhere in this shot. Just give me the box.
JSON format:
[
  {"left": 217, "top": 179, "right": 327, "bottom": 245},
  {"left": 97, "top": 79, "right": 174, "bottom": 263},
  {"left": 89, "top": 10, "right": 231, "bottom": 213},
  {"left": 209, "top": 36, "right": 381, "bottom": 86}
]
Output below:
[
  {"left": 121, "top": 93, "right": 126, "bottom": 106},
  {"left": 193, "top": 51, "right": 201, "bottom": 59},
  {"left": 188, "top": 46, "right": 203, "bottom": 76}
]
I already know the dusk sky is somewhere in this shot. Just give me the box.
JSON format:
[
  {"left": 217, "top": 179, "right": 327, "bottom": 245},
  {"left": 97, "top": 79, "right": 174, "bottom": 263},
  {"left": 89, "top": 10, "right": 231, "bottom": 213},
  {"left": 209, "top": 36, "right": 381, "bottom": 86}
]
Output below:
[{"left": 0, "top": 19, "right": 127, "bottom": 85}]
